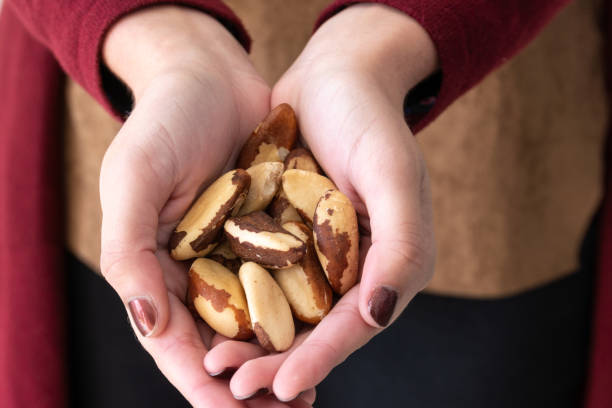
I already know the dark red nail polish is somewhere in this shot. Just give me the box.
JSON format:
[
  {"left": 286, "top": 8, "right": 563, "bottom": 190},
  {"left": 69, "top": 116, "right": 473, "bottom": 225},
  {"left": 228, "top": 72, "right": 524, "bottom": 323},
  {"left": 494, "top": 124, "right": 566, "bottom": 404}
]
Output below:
[
  {"left": 128, "top": 298, "right": 157, "bottom": 337},
  {"left": 368, "top": 286, "right": 397, "bottom": 327},
  {"left": 208, "top": 367, "right": 238, "bottom": 379},
  {"left": 234, "top": 388, "right": 270, "bottom": 401}
]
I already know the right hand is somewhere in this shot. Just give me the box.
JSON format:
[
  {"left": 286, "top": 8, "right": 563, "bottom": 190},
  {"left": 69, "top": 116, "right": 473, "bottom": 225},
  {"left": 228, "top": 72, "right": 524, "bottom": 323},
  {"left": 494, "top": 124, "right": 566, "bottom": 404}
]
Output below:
[{"left": 99, "top": 6, "right": 313, "bottom": 407}]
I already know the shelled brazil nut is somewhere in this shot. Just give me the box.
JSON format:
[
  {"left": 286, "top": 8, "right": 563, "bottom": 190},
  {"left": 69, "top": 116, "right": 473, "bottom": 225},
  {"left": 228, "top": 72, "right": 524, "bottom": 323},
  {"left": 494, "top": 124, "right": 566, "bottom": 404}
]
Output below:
[
  {"left": 274, "top": 221, "right": 333, "bottom": 323},
  {"left": 236, "top": 103, "right": 297, "bottom": 169},
  {"left": 281, "top": 169, "right": 336, "bottom": 225},
  {"left": 224, "top": 211, "right": 306, "bottom": 269},
  {"left": 174, "top": 104, "right": 359, "bottom": 353},
  {"left": 237, "top": 162, "right": 284, "bottom": 216},
  {"left": 169, "top": 169, "right": 250, "bottom": 260},
  {"left": 313, "top": 189, "right": 359, "bottom": 295},
  {"left": 188, "top": 258, "right": 253, "bottom": 340},
  {"left": 239, "top": 262, "right": 295, "bottom": 352}
]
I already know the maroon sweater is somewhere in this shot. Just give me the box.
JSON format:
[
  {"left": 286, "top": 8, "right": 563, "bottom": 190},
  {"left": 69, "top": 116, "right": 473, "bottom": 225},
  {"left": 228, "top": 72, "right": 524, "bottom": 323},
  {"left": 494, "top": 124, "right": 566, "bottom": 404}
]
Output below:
[{"left": 0, "top": 0, "right": 608, "bottom": 406}]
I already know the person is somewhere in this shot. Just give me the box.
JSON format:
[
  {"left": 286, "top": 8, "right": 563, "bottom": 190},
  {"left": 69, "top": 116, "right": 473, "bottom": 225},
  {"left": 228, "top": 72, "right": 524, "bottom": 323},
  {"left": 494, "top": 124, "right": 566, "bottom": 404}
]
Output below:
[{"left": 0, "top": 0, "right": 609, "bottom": 407}]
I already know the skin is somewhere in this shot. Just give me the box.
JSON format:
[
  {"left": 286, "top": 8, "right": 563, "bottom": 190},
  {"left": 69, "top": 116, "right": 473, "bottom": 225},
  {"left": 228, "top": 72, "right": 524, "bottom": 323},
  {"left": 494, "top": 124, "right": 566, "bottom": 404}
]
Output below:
[
  {"left": 100, "top": 6, "right": 311, "bottom": 407},
  {"left": 205, "top": 4, "right": 439, "bottom": 401},
  {"left": 100, "top": 3, "right": 438, "bottom": 406}
]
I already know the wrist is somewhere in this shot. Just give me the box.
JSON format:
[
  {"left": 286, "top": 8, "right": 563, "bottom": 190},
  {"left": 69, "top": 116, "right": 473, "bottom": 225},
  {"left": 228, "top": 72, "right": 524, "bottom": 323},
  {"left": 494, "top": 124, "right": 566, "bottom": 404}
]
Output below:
[
  {"left": 103, "top": 5, "right": 249, "bottom": 101},
  {"left": 306, "top": 4, "right": 438, "bottom": 103}
]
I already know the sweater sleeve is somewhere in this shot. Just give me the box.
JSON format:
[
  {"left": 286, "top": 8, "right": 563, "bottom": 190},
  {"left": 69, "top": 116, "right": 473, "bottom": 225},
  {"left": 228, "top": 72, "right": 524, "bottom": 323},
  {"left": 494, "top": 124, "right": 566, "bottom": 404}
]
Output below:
[
  {"left": 4, "top": 0, "right": 250, "bottom": 117},
  {"left": 316, "top": 0, "right": 571, "bottom": 133}
]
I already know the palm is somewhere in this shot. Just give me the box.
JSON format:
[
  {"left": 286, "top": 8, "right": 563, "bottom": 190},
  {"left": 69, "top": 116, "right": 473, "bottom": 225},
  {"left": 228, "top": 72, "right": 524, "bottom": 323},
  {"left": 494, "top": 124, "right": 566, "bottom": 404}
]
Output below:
[
  {"left": 205, "top": 64, "right": 435, "bottom": 401},
  {"left": 100, "top": 68, "right": 283, "bottom": 407}
]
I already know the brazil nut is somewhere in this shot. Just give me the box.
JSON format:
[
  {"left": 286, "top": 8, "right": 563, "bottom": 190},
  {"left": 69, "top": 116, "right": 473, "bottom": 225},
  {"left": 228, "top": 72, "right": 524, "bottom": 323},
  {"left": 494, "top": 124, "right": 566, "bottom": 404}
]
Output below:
[
  {"left": 207, "top": 240, "right": 241, "bottom": 274},
  {"left": 239, "top": 262, "right": 295, "bottom": 352},
  {"left": 313, "top": 190, "right": 359, "bottom": 295},
  {"left": 267, "top": 189, "right": 303, "bottom": 225},
  {"left": 282, "top": 169, "right": 335, "bottom": 225},
  {"left": 284, "top": 148, "right": 321, "bottom": 174},
  {"left": 224, "top": 211, "right": 306, "bottom": 269},
  {"left": 237, "top": 162, "right": 284, "bottom": 216},
  {"left": 236, "top": 104, "right": 297, "bottom": 169},
  {"left": 188, "top": 258, "right": 253, "bottom": 339},
  {"left": 274, "top": 222, "right": 333, "bottom": 324},
  {"left": 169, "top": 169, "right": 250, "bottom": 260}
]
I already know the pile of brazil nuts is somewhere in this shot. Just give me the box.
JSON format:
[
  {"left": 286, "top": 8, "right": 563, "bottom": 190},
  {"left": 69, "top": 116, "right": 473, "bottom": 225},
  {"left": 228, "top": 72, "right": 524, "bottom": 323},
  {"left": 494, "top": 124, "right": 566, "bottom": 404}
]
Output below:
[{"left": 169, "top": 104, "right": 359, "bottom": 352}]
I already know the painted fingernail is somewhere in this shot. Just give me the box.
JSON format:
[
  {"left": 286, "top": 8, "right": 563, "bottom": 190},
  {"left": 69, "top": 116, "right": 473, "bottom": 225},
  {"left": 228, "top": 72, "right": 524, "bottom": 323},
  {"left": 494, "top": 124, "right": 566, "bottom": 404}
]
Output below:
[
  {"left": 234, "top": 387, "right": 270, "bottom": 401},
  {"left": 368, "top": 286, "right": 397, "bottom": 327},
  {"left": 208, "top": 367, "right": 238, "bottom": 379},
  {"left": 128, "top": 298, "right": 157, "bottom": 337}
]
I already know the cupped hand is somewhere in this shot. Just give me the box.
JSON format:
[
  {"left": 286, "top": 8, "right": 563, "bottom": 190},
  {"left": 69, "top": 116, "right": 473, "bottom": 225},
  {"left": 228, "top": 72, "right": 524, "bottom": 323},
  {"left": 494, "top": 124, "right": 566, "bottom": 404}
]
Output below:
[
  {"left": 98, "top": 6, "right": 312, "bottom": 407},
  {"left": 204, "top": 4, "right": 439, "bottom": 401}
]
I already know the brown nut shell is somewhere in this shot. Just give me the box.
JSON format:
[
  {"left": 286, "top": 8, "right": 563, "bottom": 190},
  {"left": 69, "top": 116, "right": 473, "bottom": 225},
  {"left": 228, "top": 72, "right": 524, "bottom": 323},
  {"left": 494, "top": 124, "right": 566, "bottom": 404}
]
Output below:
[
  {"left": 224, "top": 211, "right": 306, "bottom": 269},
  {"left": 282, "top": 169, "right": 336, "bottom": 225},
  {"left": 170, "top": 170, "right": 250, "bottom": 260},
  {"left": 237, "top": 162, "right": 284, "bottom": 216},
  {"left": 267, "top": 190, "right": 303, "bottom": 225},
  {"left": 239, "top": 262, "right": 295, "bottom": 352},
  {"left": 237, "top": 104, "right": 297, "bottom": 169},
  {"left": 313, "top": 190, "right": 359, "bottom": 295},
  {"left": 284, "top": 148, "right": 321, "bottom": 174},
  {"left": 275, "top": 222, "right": 333, "bottom": 324},
  {"left": 188, "top": 258, "right": 253, "bottom": 340}
]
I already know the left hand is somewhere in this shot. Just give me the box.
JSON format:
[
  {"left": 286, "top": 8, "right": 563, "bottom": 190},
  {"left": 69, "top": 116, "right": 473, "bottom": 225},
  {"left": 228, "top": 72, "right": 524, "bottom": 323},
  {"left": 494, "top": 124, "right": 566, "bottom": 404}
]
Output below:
[{"left": 204, "top": 4, "right": 439, "bottom": 401}]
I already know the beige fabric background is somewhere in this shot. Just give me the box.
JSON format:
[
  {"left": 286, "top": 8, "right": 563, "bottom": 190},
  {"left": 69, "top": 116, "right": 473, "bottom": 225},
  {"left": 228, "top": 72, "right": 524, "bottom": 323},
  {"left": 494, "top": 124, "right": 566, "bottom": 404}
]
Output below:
[{"left": 64, "top": 0, "right": 606, "bottom": 298}]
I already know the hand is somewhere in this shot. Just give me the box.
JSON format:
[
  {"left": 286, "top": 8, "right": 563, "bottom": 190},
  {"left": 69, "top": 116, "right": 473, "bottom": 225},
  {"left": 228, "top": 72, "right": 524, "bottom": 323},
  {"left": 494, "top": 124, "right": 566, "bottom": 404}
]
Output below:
[
  {"left": 203, "top": 4, "right": 438, "bottom": 401},
  {"left": 99, "top": 6, "right": 313, "bottom": 406}
]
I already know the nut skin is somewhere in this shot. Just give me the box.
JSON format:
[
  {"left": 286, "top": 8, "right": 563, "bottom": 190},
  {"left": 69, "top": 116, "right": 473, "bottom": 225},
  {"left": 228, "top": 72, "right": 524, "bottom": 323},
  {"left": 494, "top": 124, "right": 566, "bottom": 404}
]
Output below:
[
  {"left": 282, "top": 169, "right": 336, "bottom": 226},
  {"left": 275, "top": 222, "right": 333, "bottom": 324},
  {"left": 267, "top": 189, "right": 302, "bottom": 225},
  {"left": 207, "top": 240, "right": 241, "bottom": 274},
  {"left": 313, "top": 190, "right": 359, "bottom": 295},
  {"left": 170, "top": 169, "right": 250, "bottom": 261},
  {"left": 237, "top": 104, "right": 297, "bottom": 169},
  {"left": 188, "top": 258, "right": 253, "bottom": 340},
  {"left": 239, "top": 262, "right": 295, "bottom": 352},
  {"left": 284, "top": 148, "right": 321, "bottom": 174},
  {"left": 224, "top": 211, "right": 306, "bottom": 269},
  {"left": 237, "top": 162, "right": 284, "bottom": 216}
]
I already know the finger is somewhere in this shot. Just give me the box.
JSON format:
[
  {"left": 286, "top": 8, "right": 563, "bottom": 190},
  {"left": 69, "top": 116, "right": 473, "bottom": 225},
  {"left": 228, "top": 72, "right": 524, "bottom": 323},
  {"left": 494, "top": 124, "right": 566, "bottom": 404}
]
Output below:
[
  {"left": 298, "top": 388, "right": 317, "bottom": 405},
  {"left": 273, "top": 289, "right": 378, "bottom": 400},
  {"left": 195, "top": 319, "right": 215, "bottom": 349},
  {"left": 211, "top": 332, "right": 233, "bottom": 349},
  {"left": 100, "top": 120, "right": 177, "bottom": 338},
  {"left": 141, "top": 293, "right": 247, "bottom": 407},
  {"left": 204, "top": 340, "right": 268, "bottom": 377},
  {"left": 349, "top": 124, "right": 434, "bottom": 329},
  {"left": 230, "top": 332, "right": 309, "bottom": 400},
  {"left": 246, "top": 395, "right": 312, "bottom": 408}
]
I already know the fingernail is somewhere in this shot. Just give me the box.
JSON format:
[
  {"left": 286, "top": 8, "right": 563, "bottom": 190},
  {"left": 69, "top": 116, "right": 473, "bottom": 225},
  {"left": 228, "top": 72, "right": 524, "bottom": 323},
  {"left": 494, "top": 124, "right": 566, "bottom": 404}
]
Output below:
[
  {"left": 208, "top": 367, "right": 238, "bottom": 380},
  {"left": 234, "top": 388, "right": 270, "bottom": 401},
  {"left": 277, "top": 391, "right": 302, "bottom": 402},
  {"left": 368, "top": 286, "right": 397, "bottom": 327},
  {"left": 128, "top": 298, "right": 157, "bottom": 337}
]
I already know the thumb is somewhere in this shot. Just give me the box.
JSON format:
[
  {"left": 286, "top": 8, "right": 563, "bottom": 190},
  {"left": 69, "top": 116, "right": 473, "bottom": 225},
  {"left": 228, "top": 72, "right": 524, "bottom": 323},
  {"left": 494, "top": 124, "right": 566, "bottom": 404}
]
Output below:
[
  {"left": 99, "top": 120, "right": 176, "bottom": 339},
  {"left": 353, "top": 130, "right": 435, "bottom": 328}
]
